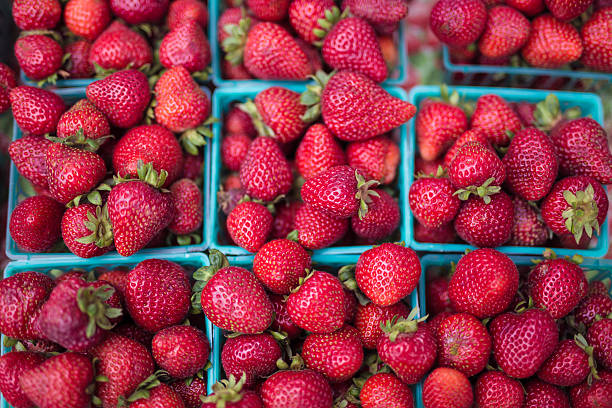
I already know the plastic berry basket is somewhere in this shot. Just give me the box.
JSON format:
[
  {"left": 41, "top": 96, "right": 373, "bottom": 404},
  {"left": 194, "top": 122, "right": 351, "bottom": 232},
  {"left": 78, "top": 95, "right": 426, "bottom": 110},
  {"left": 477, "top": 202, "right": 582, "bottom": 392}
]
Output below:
[
  {"left": 20, "top": 71, "right": 97, "bottom": 88},
  {"left": 442, "top": 46, "right": 612, "bottom": 91},
  {"left": 0, "top": 252, "right": 220, "bottom": 408},
  {"left": 402, "top": 85, "right": 609, "bottom": 258},
  {"left": 5, "top": 86, "right": 212, "bottom": 261},
  {"left": 207, "top": 253, "right": 426, "bottom": 405},
  {"left": 207, "top": 84, "right": 410, "bottom": 257},
  {"left": 209, "top": 1, "right": 408, "bottom": 87}
]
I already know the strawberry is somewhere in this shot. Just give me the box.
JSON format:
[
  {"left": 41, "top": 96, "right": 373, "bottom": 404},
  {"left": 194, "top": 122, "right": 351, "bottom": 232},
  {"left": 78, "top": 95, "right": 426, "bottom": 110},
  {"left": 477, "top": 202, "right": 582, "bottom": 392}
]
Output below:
[
  {"left": 448, "top": 248, "right": 519, "bottom": 318},
  {"left": 549, "top": 118, "right": 612, "bottom": 185},
  {"left": 449, "top": 141, "right": 505, "bottom": 198},
  {"left": 302, "top": 325, "right": 364, "bottom": 382},
  {"left": 341, "top": 289, "right": 357, "bottom": 323},
  {"left": 574, "top": 293, "right": 612, "bottom": 327},
  {"left": 360, "top": 372, "right": 414, "bottom": 408},
  {"left": 168, "top": 178, "right": 203, "bottom": 236},
  {"left": 12, "top": 0, "right": 61, "bottom": 30},
  {"left": 99, "top": 269, "right": 129, "bottom": 300},
  {"left": 110, "top": 0, "right": 168, "bottom": 24},
  {"left": 409, "top": 172, "right": 461, "bottom": 229},
  {"left": 510, "top": 196, "right": 550, "bottom": 246},
  {"left": 0, "top": 351, "right": 46, "bottom": 408},
  {"left": 524, "top": 379, "right": 571, "bottom": 408},
  {"left": 541, "top": 176, "right": 608, "bottom": 243},
  {"left": 225, "top": 105, "right": 256, "bottom": 137},
  {"left": 218, "top": 7, "right": 252, "bottom": 45},
  {"left": 86, "top": 69, "right": 151, "bottom": 128},
  {"left": 61, "top": 203, "right": 113, "bottom": 258},
  {"left": 20, "top": 352, "right": 93, "bottom": 408},
  {"left": 286, "top": 270, "right": 345, "bottom": 333},
  {"left": 422, "top": 367, "right": 474, "bottom": 408},
  {"left": 426, "top": 277, "right": 454, "bottom": 316},
  {"left": 170, "top": 377, "right": 207, "bottom": 408},
  {"left": 197, "top": 252, "right": 274, "bottom": 333},
  {"left": 159, "top": 22, "right": 211, "bottom": 73},
  {"left": 89, "top": 21, "right": 153, "bottom": 71},
  {"left": 537, "top": 338, "right": 591, "bottom": 386},
  {"left": 351, "top": 189, "right": 400, "bottom": 241},
  {"left": 346, "top": 135, "right": 399, "bottom": 184},
  {"left": 581, "top": 8, "right": 612, "bottom": 72},
  {"left": 270, "top": 293, "right": 303, "bottom": 339},
  {"left": 503, "top": 127, "right": 559, "bottom": 201},
  {"left": 128, "top": 383, "right": 185, "bottom": 408},
  {"left": 15, "top": 34, "right": 63, "bottom": 82},
  {"left": 64, "top": 0, "right": 111, "bottom": 41},
  {"left": 471, "top": 94, "right": 523, "bottom": 146},
  {"left": 506, "top": 0, "right": 545, "bottom": 15},
  {"left": 221, "top": 333, "right": 281, "bottom": 387},
  {"left": 294, "top": 203, "right": 348, "bottom": 248},
  {"left": 296, "top": 123, "right": 345, "bottom": 180},
  {"left": 475, "top": 371, "right": 525, "bottom": 408},
  {"left": 0, "top": 62, "right": 16, "bottom": 113},
  {"left": 588, "top": 318, "right": 612, "bottom": 369},
  {"left": 545, "top": 0, "right": 593, "bottom": 20},
  {"left": 248, "top": 0, "right": 290, "bottom": 21},
  {"left": 9, "top": 136, "right": 52, "bottom": 189},
  {"left": 271, "top": 201, "right": 300, "bottom": 239},
  {"left": 0, "top": 271, "right": 54, "bottom": 340},
  {"left": 152, "top": 325, "right": 210, "bottom": 379},
  {"left": 289, "top": 0, "right": 336, "bottom": 44},
  {"left": 57, "top": 99, "right": 111, "bottom": 141},
  {"left": 430, "top": 0, "right": 487, "bottom": 47},
  {"left": 202, "top": 376, "right": 263, "bottom": 408},
  {"left": 113, "top": 125, "right": 184, "bottom": 188},
  {"left": 239, "top": 136, "right": 292, "bottom": 202},
  {"left": 125, "top": 259, "right": 190, "bottom": 332},
  {"left": 9, "top": 195, "right": 64, "bottom": 253},
  {"left": 168, "top": 0, "right": 208, "bottom": 30},
  {"left": 588, "top": 280, "right": 610, "bottom": 297},
  {"left": 10, "top": 86, "right": 65, "bottom": 136},
  {"left": 521, "top": 14, "right": 583, "bottom": 68},
  {"left": 253, "top": 238, "right": 311, "bottom": 294},
  {"left": 454, "top": 192, "right": 514, "bottom": 247},
  {"left": 64, "top": 40, "right": 94, "bottom": 79},
  {"left": 182, "top": 152, "right": 204, "bottom": 181},
  {"left": 479, "top": 6, "right": 530, "bottom": 58},
  {"left": 227, "top": 201, "right": 273, "bottom": 252},
  {"left": 342, "top": 0, "right": 408, "bottom": 28},
  {"left": 222, "top": 133, "right": 252, "bottom": 172},
  {"left": 261, "top": 369, "right": 333, "bottom": 408},
  {"left": 571, "top": 370, "right": 612, "bottom": 407}
]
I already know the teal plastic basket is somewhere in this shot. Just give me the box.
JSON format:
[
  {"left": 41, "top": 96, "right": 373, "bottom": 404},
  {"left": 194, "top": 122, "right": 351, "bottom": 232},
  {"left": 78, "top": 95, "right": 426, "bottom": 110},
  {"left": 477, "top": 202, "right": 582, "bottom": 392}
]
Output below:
[
  {"left": 0, "top": 252, "right": 218, "bottom": 408},
  {"left": 442, "top": 47, "right": 612, "bottom": 91},
  {"left": 5, "top": 87, "right": 211, "bottom": 260},
  {"left": 209, "top": 1, "right": 408, "bottom": 87},
  {"left": 207, "top": 84, "right": 409, "bottom": 256},
  {"left": 403, "top": 85, "right": 609, "bottom": 257}
]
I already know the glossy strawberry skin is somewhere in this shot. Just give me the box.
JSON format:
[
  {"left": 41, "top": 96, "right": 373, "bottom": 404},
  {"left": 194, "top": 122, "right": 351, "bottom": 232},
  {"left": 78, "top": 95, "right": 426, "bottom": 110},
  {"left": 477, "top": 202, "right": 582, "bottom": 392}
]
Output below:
[
  {"left": 479, "top": 6, "right": 531, "bottom": 58},
  {"left": 64, "top": 0, "right": 111, "bottom": 41},
  {"left": 524, "top": 379, "right": 571, "bottom": 408},
  {"left": 422, "top": 367, "right": 474, "bottom": 408},
  {"left": 415, "top": 99, "right": 467, "bottom": 161},
  {"left": 255, "top": 88, "right": 307, "bottom": 144},
  {"left": 296, "top": 123, "right": 345, "bottom": 180},
  {"left": 253, "top": 239, "right": 310, "bottom": 294},
  {"left": 269, "top": 293, "right": 303, "bottom": 339},
  {"left": 128, "top": 383, "right": 184, "bottom": 408},
  {"left": 261, "top": 369, "right": 333, "bottom": 408},
  {"left": 15, "top": 35, "right": 63, "bottom": 81},
  {"left": 430, "top": 0, "right": 486, "bottom": 47},
  {"left": 9, "top": 136, "right": 52, "bottom": 189},
  {"left": 443, "top": 130, "right": 491, "bottom": 170},
  {"left": 109, "top": 0, "right": 168, "bottom": 24},
  {"left": 57, "top": 99, "right": 111, "bottom": 140},
  {"left": 294, "top": 204, "right": 348, "bottom": 249},
  {"left": 588, "top": 318, "right": 612, "bottom": 370},
  {"left": 152, "top": 325, "right": 210, "bottom": 379},
  {"left": 225, "top": 105, "right": 256, "bottom": 137},
  {"left": 65, "top": 40, "right": 94, "bottom": 78},
  {"left": 271, "top": 201, "right": 300, "bottom": 239},
  {"left": 159, "top": 22, "right": 211, "bottom": 73},
  {"left": 289, "top": 0, "right": 335, "bottom": 44},
  {"left": 248, "top": 0, "right": 290, "bottom": 21},
  {"left": 10, "top": 86, "right": 66, "bottom": 136},
  {"left": 9, "top": 195, "right": 64, "bottom": 253},
  {"left": 168, "top": 0, "right": 208, "bottom": 30},
  {"left": 226, "top": 201, "right": 273, "bottom": 253},
  {"left": 521, "top": 14, "right": 583, "bottom": 68},
  {"left": 12, "top": 0, "right": 61, "bottom": 30},
  {"left": 475, "top": 371, "right": 524, "bottom": 408},
  {"left": 426, "top": 277, "right": 454, "bottom": 316},
  {"left": 471, "top": 94, "right": 523, "bottom": 146},
  {"left": 0, "top": 351, "right": 47, "bottom": 408},
  {"left": 221, "top": 333, "right": 281, "bottom": 387},
  {"left": 537, "top": 339, "right": 590, "bottom": 386},
  {"left": 545, "top": 0, "right": 592, "bottom": 20},
  {"left": 62, "top": 203, "right": 112, "bottom": 258},
  {"left": 449, "top": 141, "right": 505, "bottom": 189},
  {"left": 570, "top": 370, "right": 612, "bottom": 408},
  {"left": 351, "top": 189, "right": 400, "bottom": 241},
  {"left": 581, "top": 8, "right": 612, "bottom": 72},
  {"left": 168, "top": 178, "right": 202, "bottom": 235},
  {"left": 346, "top": 135, "right": 399, "bottom": 184},
  {"left": 89, "top": 21, "right": 153, "bottom": 71},
  {"left": 510, "top": 196, "right": 550, "bottom": 247},
  {"left": 454, "top": 192, "right": 514, "bottom": 248},
  {"left": 222, "top": 133, "right": 252, "bottom": 172},
  {"left": 360, "top": 372, "right": 414, "bottom": 408},
  {"left": 574, "top": 293, "right": 612, "bottom": 327},
  {"left": 170, "top": 377, "right": 207, "bottom": 408}
]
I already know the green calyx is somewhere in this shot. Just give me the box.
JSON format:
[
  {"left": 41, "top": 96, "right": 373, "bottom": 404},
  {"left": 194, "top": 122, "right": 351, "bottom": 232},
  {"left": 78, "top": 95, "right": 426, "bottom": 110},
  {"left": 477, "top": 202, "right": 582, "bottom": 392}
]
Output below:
[
  {"left": 575, "top": 333, "right": 600, "bottom": 384},
  {"left": 117, "top": 372, "right": 162, "bottom": 407},
  {"left": 113, "top": 160, "right": 168, "bottom": 190},
  {"left": 168, "top": 233, "right": 202, "bottom": 246},
  {"left": 67, "top": 182, "right": 112, "bottom": 208},
  {"left": 312, "top": 6, "right": 347, "bottom": 47},
  {"left": 453, "top": 177, "right": 501, "bottom": 204},
  {"left": 562, "top": 184, "right": 601, "bottom": 244},
  {"left": 300, "top": 70, "right": 336, "bottom": 123},
  {"left": 75, "top": 204, "right": 114, "bottom": 249},
  {"left": 338, "top": 264, "right": 357, "bottom": 291},
  {"left": 416, "top": 165, "right": 448, "bottom": 180},
  {"left": 46, "top": 128, "right": 114, "bottom": 152},
  {"left": 201, "top": 374, "right": 247, "bottom": 408},
  {"left": 76, "top": 284, "right": 122, "bottom": 338},
  {"left": 355, "top": 170, "right": 380, "bottom": 219},
  {"left": 238, "top": 99, "right": 276, "bottom": 138},
  {"left": 380, "top": 307, "right": 425, "bottom": 342},
  {"left": 222, "top": 14, "right": 252, "bottom": 66},
  {"left": 289, "top": 270, "right": 315, "bottom": 294},
  {"left": 534, "top": 94, "right": 581, "bottom": 132},
  {"left": 180, "top": 116, "right": 218, "bottom": 155},
  {"left": 276, "top": 354, "right": 305, "bottom": 371},
  {"left": 191, "top": 250, "right": 230, "bottom": 310}
]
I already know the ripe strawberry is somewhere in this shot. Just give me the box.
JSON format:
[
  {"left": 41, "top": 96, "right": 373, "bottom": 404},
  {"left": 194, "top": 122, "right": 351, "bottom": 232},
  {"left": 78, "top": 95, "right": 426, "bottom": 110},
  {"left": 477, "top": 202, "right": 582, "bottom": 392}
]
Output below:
[
  {"left": 289, "top": 0, "right": 335, "bottom": 44},
  {"left": 430, "top": 0, "right": 487, "bottom": 47},
  {"left": 89, "top": 21, "right": 153, "bottom": 71},
  {"left": 296, "top": 123, "right": 345, "bottom": 180},
  {"left": 521, "top": 14, "right": 583, "bottom": 68},
  {"left": 9, "top": 136, "right": 52, "bottom": 189},
  {"left": 287, "top": 270, "right": 345, "bottom": 333},
  {"left": 571, "top": 371, "right": 612, "bottom": 408},
  {"left": 454, "top": 192, "right": 514, "bottom": 247},
  {"left": 581, "top": 8, "right": 612, "bottom": 72},
  {"left": 253, "top": 239, "right": 310, "bottom": 294},
  {"left": 159, "top": 22, "right": 211, "bottom": 73},
  {"left": 541, "top": 176, "right": 608, "bottom": 242},
  {"left": 20, "top": 352, "right": 93, "bottom": 408},
  {"left": 449, "top": 248, "right": 519, "bottom": 318},
  {"left": 99, "top": 269, "right": 129, "bottom": 300},
  {"left": 360, "top": 372, "right": 414, "bottom": 408},
  {"left": 110, "top": 0, "right": 168, "bottom": 24},
  {"left": 524, "top": 379, "right": 571, "bottom": 408},
  {"left": 12, "top": 0, "right": 61, "bottom": 30},
  {"left": 341, "top": 289, "right": 357, "bottom": 323},
  {"left": 574, "top": 293, "right": 612, "bottom": 327},
  {"left": 168, "top": 0, "right": 208, "bottom": 30},
  {"left": 225, "top": 105, "right": 256, "bottom": 137},
  {"left": 9, "top": 195, "right": 64, "bottom": 253},
  {"left": 86, "top": 69, "right": 151, "bottom": 128},
  {"left": 202, "top": 377, "right": 263, "bottom": 408},
  {"left": 510, "top": 196, "right": 550, "bottom": 246},
  {"left": 537, "top": 339, "right": 590, "bottom": 386},
  {"left": 57, "top": 99, "right": 111, "bottom": 141},
  {"left": 475, "top": 371, "right": 525, "bottom": 408},
  {"left": 15, "top": 34, "right": 63, "bottom": 82},
  {"left": 182, "top": 152, "right": 204, "bottom": 181},
  {"left": 125, "top": 259, "right": 190, "bottom": 332},
  {"left": 221, "top": 333, "right": 281, "bottom": 386},
  {"left": 0, "top": 351, "right": 46, "bottom": 408},
  {"left": 588, "top": 318, "right": 612, "bottom": 369},
  {"left": 64, "top": 0, "right": 111, "bottom": 41},
  {"left": 294, "top": 203, "right": 348, "bottom": 249},
  {"left": 0, "top": 62, "right": 16, "bottom": 113},
  {"left": 479, "top": 6, "right": 530, "bottom": 58},
  {"left": 152, "top": 325, "right": 210, "bottom": 379},
  {"left": 170, "top": 377, "right": 207, "bottom": 408},
  {"left": 351, "top": 189, "right": 400, "bottom": 241},
  {"left": 449, "top": 141, "right": 505, "bottom": 196},
  {"left": 506, "top": 0, "right": 545, "bottom": 15},
  {"left": 62, "top": 203, "right": 113, "bottom": 258},
  {"left": 248, "top": 0, "right": 290, "bottom": 21},
  {"left": 222, "top": 133, "right": 252, "bottom": 172},
  {"left": 227, "top": 201, "right": 273, "bottom": 252},
  {"left": 129, "top": 383, "right": 185, "bottom": 408},
  {"left": 550, "top": 118, "right": 612, "bottom": 185},
  {"left": 65, "top": 40, "right": 94, "bottom": 79},
  {"left": 218, "top": 7, "right": 252, "bottom": 44},
  {"left": 409, "top": 172, "right": 460, "bottom": 229},
  {"left": 471, "top": 94, "right": 523, "bottom": 146},
  {"left": 546, "top": 0, "right": 592, "bottom": 20},
  {"left": 270, "top": 293, "right": 302, "bottom": 338},
  {"left": 426, "top": 277, "right": 454, "bottom": 316},
  {"left": 168, "top": 178, "right": 202, "bottom": 236},
  {"left": 415, "top": 97, "right": 468, "bottom": 162},
  {"left": 422, "top": 367, "right": 474, "bottom": 408},
  {"left": 239, "top": 136, "right": 292, "bottom": 202},
  {"left": 271, "top": 201, "right": 300, "bottom": 239},
  {"left": 261, "top": 369, "right": 333, "bottom": 407},
  {"left": 346, "top": 135, "right": 399, "bottom": 184},
  {"left": 342, "top": 0, "right": 408, "bottom": 28},
  {"left": 10, "top": 86, "right": 65, "bottom": 136}
]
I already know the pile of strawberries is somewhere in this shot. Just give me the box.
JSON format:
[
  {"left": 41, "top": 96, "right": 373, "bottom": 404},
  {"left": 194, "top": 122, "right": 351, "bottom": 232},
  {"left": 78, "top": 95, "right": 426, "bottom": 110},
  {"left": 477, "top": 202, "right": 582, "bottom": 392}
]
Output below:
[
  {"left": 13, "top": 0, "right": 211, "bottom": 84},
  {"left": 410, "top": 89, "right": 612, "bottom": 250},
  {"left": 431, "top": 0, "right": 612, "bottom": 72},
  {"left": 216, "top": 0, "right": 404, "bottom": 81}
]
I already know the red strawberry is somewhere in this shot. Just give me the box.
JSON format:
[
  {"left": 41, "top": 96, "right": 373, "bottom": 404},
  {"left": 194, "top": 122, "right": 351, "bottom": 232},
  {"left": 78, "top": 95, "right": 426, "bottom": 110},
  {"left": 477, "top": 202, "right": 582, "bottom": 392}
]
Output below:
[
  {"left": 271, "top": 201, "right": 300, "bottom": 239},
  {"left": 222, "top": 133, "right": 252, "bottom": 172},
  {"left": 109, "top": 0, "right": 168, "bottom": 24},
  {"left": 521, "top": 14, "right": 583, "bottom": 68},
  {"left": 61, "top": 203, "right": 113, "bottom": 258},
  {"left": 168, "top": 0, "right": 208, "bottom": 30},
  {"left": 454, "top": 192, "right": 514, "bottom": 247},
  {"left": 296, "top": 123, "right": 345, "bottom": 180},
  {"left": 9, "top": 196, "right": 64, "bottom": 253},
  {"left": 159, "top": 22, "right": 211, "bottom": 73},
  {"left": 170, "top": 377, "right": 207, "bottom": 408},
  {"left": 430, "top": 0, "right": 487, "bottom": 47},
  {"left": 426, "top": 276, "right": 454, "bottom": 315},
  {"left": 65, "top": 40, "right": 94, "bottom": 78},
  {"left": 416, "top": 96, "right": 468, "bottom": 162},
  {"left": 506, "top": 0, "right": 545, "bottom": 16},
  {"left": 342, "top": 0, "right": 408, "bottom": 28},
  {"left": 351, "top": 189, "right": 400, "bottom": 241},
  {"left": 20, "top": 352, "right": 94, "bottom": 408},
  {"left": 0, "top": 351, "right": 46, "bottom": 408},
  {"left": 588, "top": 318, "right": 612, "bottom": 369},
  {"left": 99, "top": 269, "right": 129, "bottom": 300},
  {"left": 12, "top": 0, "right": 61, "bottom": 30},
  {"left": 202, "top": 378, "right": 263, "bottom": 408},
  {"left": 550, "top": 118, "right": 612, "bottom": 185},
  {"left": 221, "top": 333, "right": 281, "bottom": 387},
  {"left": 346, "top": 135, "right": 399, "bottom": 184},
  {"left": 270, "top": 293, "right": 302, "bottom": 339},
  {"left": 289, "top": 0, "right": 336, "bottom": 44},
  {"left": 9, "top": 136, "right": 52, "bottom": 189},
  {"left": 64, "top": 0, "right": 111, "bottom": 41},
  {"left": 360, "top": 372, "right": 414, "bottom": 408},
  {"left": 571, "top": 372, "right": 612, "bottom": 408},
  {"left": 128, "top": 383, "right": 185, "bottom": 408},
  {"left": 471, "top": 94, "right": 523, "bottom": 146},
  {"left": 512, "top": 101, "right": 537, "bottom": 126},
  {"left": 89, "top": 21, "right": 153, "bottom": 71},
  {"left": 341, "top": 289, "right": 357, "bottom": 323},
  {"left": 152, "top": 325, "right": 210, "bottom": 379},
  {"left": 449, "top": 141, "right": 505, "bottom": 197},
  {"left": 510, "top": 196, "right": 550, "bottom": 246},
  {"left": 10, "top": 86, "right": 66, "bottom": 136},
  {"left": 168, "top": 178, "right": 202, "bottom": 236},
  {"left": 479, "top": 6, "right": 531, "bottom": 58},
  {"left": 0, "top": 62, "right": 16, "bottom": 113},
  {"left": 218, "top": 7, "right": 252, "bottom": 44},
  {"left": 409, "top": 172, "right": 461, "bottom": 229},
  {"left": 541, "top": 176, "right": 608, "bottom": 243},
  {"left": 239, "top": 136, "right": 292, "bottom": 202},
  {"left": 182, "top": 152, "right": 204, "bottom": 181},
  {"left": 294, "top": 203, "right": 348, "bottom": 249},
  {"left": 574, "top": 293, "right": 612, "bottom": 327},
  {"left": 86, "top": 69, "right": 151, "bottom": 128},
  {"left": 524, "top": 379, "right": 571, "bottom": 408},
  {"left": 475, "top": 371, "right": 525, "bottom": 408},
  {"left": 422, "top": 367, "right": 473, "bottom": 408},
  {"left": 537, "top": 338, "right": 591, "bottom": 386},
  {"left": 248, "top": 0, "right": 290, "bottom": 21},
  {"left": 57, "top": 99, "right": 111, "bottom": 140},
  {"left": 581, "top": 7, "right": 612, "bottom": 72},
  {"left": 545, "top": 0, "right": 592, "bottom": 20},
  {"left": 15, "top": 34, "right": 63, "bottom": 82},
  {"left": 449, "top": 248, "right": 519, "bottom": 318},
  {"left": 227, "top": 201, "right": 273, "bottom": 253},
  {"left": 287, "top": 270, "right": 345, "bottom": 333},
  {"left": 225, "top": 105, "right": 256, "bottom": 137},
  {"left": 253, "top": 239, "right": 311, "bottom": 294},
  {"left": 353, "top": 301, "right": 410, "bottom": 349}
]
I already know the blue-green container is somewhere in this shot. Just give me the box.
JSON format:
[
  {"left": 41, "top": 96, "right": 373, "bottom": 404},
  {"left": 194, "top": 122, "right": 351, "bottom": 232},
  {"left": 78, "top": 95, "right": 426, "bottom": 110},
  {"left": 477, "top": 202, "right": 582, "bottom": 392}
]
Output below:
[
  {"left": 20, "top": 71, "right": 96, "bottom": 88},
  {"left": 442, "top": 47, "right": 612, "bottom": 91},
  {"left": 208, "top": 84, "right": 409, "bottom": 256},
  {"left": 0, "top": 252, "right": 219, "bottom": 408},
  {"left": 5, "top": 87, "right": 211, "bottom": 260},
  {"left": 403, "top": 85, "right": 609, "bottom": 258},
  {"left": 209, "top": 1, "right": 408, "bottom": 87}
]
